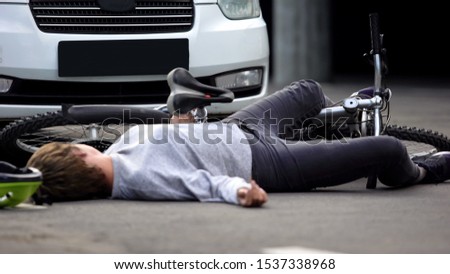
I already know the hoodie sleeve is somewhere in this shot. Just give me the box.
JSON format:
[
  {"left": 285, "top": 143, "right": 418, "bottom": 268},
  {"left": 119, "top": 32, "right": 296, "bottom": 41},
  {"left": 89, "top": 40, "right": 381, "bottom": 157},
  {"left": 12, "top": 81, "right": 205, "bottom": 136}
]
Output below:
[{"left": 182, "top": 169, "right": 251, "bottom": 204}]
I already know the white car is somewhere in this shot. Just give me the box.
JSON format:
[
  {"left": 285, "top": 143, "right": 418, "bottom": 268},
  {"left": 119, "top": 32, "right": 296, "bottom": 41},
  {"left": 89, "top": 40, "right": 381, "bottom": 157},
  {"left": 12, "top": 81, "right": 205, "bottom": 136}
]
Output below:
[{"left": 0, "top": 0, "right": 269, "bottom": 120}]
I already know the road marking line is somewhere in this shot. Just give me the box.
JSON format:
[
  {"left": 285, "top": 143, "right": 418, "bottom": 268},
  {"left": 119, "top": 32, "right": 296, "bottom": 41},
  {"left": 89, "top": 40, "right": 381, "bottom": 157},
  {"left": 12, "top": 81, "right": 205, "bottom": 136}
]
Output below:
[{"left": 262, "top": 246, "right": 340, "bottom": 254}]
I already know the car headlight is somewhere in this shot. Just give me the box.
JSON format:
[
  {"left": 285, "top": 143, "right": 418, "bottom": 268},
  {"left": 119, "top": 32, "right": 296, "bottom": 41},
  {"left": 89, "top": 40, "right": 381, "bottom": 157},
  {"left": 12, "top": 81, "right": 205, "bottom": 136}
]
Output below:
[
  {"left": 218, "top": 0, "right": 261, "bottom": 20},
  {"left": 0, "top": 78, "right": 13, "bottom": 93},
  {"left": 215, "top": 69, "right": 262, "bottom": 90}
]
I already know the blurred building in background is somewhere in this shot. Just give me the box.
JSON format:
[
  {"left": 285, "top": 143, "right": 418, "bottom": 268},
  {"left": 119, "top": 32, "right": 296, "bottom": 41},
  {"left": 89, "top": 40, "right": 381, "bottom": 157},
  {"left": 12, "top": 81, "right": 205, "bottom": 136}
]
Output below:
[{"left": 260, "top": 0, "right": 449, "bottom": 84}]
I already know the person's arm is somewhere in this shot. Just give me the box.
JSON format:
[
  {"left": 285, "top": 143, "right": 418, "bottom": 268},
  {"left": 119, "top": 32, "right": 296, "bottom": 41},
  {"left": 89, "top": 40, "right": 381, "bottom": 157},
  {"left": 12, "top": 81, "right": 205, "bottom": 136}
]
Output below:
[{"left": 183, "top": 170, "right": 267, "bottom": 207}]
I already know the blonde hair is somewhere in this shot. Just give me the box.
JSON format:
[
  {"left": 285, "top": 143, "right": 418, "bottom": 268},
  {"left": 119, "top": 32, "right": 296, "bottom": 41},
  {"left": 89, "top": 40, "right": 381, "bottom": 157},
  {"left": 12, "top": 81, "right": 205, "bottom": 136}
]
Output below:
[{"left": 26, "top": 142, "right": 109, "bottom": 203}]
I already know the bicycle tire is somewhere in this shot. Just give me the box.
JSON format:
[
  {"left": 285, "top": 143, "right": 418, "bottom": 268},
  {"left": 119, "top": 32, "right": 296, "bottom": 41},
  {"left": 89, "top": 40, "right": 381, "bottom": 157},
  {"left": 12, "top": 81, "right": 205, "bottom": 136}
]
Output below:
[
  {"left": 384, "top": 124, "right": 450, "bottom": 156},
  {"left": 0, "top": 111, "right": 118, "bottom": 166}
]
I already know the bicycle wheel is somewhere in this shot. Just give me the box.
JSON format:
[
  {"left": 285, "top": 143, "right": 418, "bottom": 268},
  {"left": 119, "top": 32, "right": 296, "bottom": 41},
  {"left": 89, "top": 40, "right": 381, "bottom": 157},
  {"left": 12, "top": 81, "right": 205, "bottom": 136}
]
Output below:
[
  {"left": 0, "top": 111, "right": 123, "bottom": 166},
  {"left": 384, "top": 124, "right": 450, "bottom": 158}
]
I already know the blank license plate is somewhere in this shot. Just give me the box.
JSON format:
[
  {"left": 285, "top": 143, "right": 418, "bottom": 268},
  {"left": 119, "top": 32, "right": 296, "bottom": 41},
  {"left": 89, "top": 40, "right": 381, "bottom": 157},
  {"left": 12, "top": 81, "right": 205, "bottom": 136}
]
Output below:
[{"left": 58, "top": 39, "right": 189, "bottom": 77}]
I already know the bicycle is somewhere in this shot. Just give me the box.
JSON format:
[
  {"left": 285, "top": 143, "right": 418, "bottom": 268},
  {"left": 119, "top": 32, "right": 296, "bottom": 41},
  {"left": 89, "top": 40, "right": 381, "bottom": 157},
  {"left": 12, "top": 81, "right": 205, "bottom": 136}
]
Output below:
[{"left": 1, "top": 13, "right": 450, "bottom": 189}]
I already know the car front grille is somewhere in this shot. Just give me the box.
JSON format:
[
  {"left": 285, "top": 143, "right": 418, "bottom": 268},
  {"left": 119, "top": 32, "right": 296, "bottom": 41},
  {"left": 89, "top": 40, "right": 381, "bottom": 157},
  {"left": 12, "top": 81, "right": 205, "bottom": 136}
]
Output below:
[{"left": 29, "top": 0, "right": 194, "bottom": 34}]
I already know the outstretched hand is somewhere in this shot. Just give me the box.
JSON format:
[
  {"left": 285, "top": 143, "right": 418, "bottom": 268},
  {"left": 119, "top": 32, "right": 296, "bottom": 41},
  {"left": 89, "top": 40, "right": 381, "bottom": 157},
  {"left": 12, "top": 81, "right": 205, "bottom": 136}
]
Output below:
[{"left": 237, "top": 179, "right": 268, "bottom": 207}]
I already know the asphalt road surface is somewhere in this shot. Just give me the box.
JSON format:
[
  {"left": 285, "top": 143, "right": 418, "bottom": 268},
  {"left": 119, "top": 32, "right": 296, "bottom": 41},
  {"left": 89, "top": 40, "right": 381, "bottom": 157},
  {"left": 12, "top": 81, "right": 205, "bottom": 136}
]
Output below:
[{"left": 1, "top": 75, "right": 449, "bottom": 254}]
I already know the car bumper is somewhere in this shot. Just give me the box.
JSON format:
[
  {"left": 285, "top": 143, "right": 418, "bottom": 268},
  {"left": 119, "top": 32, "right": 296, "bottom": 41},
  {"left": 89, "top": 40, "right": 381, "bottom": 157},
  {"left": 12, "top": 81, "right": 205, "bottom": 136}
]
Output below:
[{"left": 0, "top": 2, "right": 269, "bottom": 118}]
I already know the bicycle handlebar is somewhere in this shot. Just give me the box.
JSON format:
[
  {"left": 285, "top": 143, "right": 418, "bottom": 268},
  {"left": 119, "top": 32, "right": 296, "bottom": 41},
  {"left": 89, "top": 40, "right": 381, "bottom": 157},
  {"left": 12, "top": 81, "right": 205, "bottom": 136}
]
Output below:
[{"left": 369, "top": 13, "right": 381, "bottom": 54}]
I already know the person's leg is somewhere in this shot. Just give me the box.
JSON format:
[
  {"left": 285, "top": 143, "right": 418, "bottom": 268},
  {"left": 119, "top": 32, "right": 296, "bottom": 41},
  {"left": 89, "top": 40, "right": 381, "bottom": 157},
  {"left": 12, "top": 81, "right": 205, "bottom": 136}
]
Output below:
[
  {"left": 250, "top": 135, "right": 421, "bottom": 192},
  {"left": 225, "top": 79, "right": 424, "bottom": 191},
  {"left": 223, "top": 79, "right": 333, "bottom": 138}
]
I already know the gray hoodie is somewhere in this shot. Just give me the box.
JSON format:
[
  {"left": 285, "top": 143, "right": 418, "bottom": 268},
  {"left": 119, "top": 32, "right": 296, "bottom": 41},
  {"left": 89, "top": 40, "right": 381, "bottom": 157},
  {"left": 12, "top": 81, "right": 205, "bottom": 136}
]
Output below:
[{"left": 105, "top": 122, "right": 252, "bottom": 205}]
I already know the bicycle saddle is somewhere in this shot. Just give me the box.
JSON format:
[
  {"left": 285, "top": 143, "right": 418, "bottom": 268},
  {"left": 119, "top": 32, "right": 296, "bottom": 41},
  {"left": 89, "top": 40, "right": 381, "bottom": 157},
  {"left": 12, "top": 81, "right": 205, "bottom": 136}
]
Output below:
[
  {"left": 0, "top": 161, "right": 42, "bottom": 208},
  {"left": 166, "top": 67, "right": 234, "bottom": 115}
]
